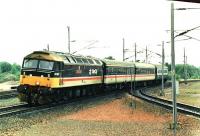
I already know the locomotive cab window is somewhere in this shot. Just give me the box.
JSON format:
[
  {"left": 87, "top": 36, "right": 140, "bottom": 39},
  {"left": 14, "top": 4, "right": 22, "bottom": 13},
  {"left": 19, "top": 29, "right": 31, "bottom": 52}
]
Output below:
[
  {"left": 23, "top": 59, "right": 38, "bottom": 68},
  {"left": 39, "top": 60, "right": 54, "bottom": 70},
  {"left": 23, "top": 59, "right": 54, "bottom": 70}
]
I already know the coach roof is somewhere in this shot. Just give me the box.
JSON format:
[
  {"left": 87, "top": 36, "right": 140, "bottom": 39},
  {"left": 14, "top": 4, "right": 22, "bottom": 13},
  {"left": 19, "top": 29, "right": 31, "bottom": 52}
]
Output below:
[
  {"left": 103, "top": 59, "right": 135, "bottom": 67},
  {"left": 135, "top": 62, "right": 155, "bottom": 69}
]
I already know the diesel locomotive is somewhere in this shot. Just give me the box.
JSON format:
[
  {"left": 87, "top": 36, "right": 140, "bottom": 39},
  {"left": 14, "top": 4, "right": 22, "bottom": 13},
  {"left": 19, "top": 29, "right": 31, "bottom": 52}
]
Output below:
[{"left": 17, "top": 50, "right": 168, "bottom": 105}]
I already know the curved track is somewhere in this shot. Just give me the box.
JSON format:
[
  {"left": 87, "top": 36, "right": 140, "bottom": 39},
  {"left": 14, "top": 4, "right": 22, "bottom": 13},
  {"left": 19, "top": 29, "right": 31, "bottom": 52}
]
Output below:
[{"left": 134, "top": 87, "right": 200, "bottom": 118}]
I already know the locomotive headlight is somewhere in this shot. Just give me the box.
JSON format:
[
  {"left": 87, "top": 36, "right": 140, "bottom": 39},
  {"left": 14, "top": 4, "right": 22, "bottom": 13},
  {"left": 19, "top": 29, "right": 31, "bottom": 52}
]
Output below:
[{"left": 35, "top": 81, "right": 40, "bottom": 86}]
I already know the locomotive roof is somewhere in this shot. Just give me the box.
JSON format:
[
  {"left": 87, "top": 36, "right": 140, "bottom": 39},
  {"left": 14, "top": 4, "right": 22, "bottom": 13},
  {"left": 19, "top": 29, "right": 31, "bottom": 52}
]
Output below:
[{"left": 24, "top": 50, "right": 102, "bottom": 65}]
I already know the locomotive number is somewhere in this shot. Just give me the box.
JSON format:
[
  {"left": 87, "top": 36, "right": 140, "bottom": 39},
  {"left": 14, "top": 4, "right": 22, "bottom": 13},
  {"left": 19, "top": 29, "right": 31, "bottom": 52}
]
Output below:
[{"left": 89, "top": 69, "right": 98, "bottom": 75}]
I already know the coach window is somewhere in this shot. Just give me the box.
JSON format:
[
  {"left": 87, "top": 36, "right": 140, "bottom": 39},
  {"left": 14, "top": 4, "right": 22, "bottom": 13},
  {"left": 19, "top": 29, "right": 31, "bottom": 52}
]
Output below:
[
  {"left": 139, "top": 69, "right": 143, "bottom": 74},
  {"left": 139, "top": 68, "right": 143, "bottom": 74},
  {"left": 127, "top": 68, "right": 130, "bottom": 74},
  {"left": 106, "top": 67, "right": 109, "bottom": 74},
  {"left": 152, "top": 69, "right": 155, "bottom": 74},
  {"left": 121, "top": 68, "right": 124, "bottom": 74},
  {"left": 108, "top": 67, "right": 112, "bottom": 75},
  {"left": 115, "top": 67, "right": 118, "bottom": 74},
  {"left": 108, "top": 67, "right": 114, "bottom": 75},
  {"left": 117, "top": 68, "right": 120, "bottom": 74},
  {"left": 119, "top": 68, "right": 122, "bottom": 74},
  {"left": 125, "top": 68, "right": 127, "bottom": 74},
  {"left": 110, "top": 68, "right": 114, "bottom": 75},
  {"left": 136, "top": 68, "right": 139, "bottom": 74},
  {"left": 140, "top": 69, "right": 143, "bottom": 74},
  {"left": 112, "top": 68, "right": 116, "bottom": 75},
  {"left": 146, "top": 69, "right": 148, "bottom": 74},
  {"left": 138, "top": 69, "right": 141, "bottom": 74},
  {"left": 145, "top": 69, "right": 147, "bottom": 74}
]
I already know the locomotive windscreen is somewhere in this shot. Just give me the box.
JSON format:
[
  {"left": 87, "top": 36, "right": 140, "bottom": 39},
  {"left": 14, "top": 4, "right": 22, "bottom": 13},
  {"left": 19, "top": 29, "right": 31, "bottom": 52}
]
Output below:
[{"left": 23, "top": 59, "right": 54, "bottom": 70}]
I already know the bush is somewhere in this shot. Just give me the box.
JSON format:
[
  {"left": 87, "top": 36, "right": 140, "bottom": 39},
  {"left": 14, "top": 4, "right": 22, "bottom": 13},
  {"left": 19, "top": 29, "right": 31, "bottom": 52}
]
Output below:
[
  {"left": 0, "top": 72, "right": 19, "bottom": 83},
  {"left": 0, "top": 62, "right": 21, "bottom": 83}
]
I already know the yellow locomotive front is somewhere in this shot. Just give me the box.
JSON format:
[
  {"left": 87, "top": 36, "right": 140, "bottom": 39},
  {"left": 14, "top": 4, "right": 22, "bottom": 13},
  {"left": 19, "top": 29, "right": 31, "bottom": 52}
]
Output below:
[{"left": 17, "top": 51, "right": 63, "bottom": 105}]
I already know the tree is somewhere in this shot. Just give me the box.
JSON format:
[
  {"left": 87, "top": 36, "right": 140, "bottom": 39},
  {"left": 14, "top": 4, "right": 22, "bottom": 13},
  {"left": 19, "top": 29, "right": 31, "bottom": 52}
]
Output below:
[
  {"left": 166, "top": 63, "right": 200, "bottom": 80},
  {"left": 175, "top": 64, "right": 200, "bottom": 79},
  {"left": 11, "top": 63, "right": 21, "bottom": 74},
  {"left": 0, "top": 62, "right": 12, "bottom": 73}
]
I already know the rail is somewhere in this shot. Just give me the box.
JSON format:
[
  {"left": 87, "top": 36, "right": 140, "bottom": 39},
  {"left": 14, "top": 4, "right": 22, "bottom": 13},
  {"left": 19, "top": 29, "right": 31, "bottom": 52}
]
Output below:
[
  {"left": 133, "top": 87, "right": 200, "bottom": 118},
  {"left": 0, "top": 90, "right": 18, "bottom": 99}
]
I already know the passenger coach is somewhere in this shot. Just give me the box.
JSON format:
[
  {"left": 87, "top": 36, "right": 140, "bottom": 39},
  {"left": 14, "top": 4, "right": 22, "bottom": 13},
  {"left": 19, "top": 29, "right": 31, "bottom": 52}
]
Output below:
[
  {"left": 135, "top": 62, "right": 156, "bottom": 86},
  {"left": 102, "top": 59, "right": 135, "bottom": 89}
]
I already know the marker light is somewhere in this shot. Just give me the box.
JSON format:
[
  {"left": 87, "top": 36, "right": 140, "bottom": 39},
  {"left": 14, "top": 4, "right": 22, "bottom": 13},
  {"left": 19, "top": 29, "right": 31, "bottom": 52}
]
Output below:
[{"left": 35, "top": 81, "right": 40, "bottom": 86}]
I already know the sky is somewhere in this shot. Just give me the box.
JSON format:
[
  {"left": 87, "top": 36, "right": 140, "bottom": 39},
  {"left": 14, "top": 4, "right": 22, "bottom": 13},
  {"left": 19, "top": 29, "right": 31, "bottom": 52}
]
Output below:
[{"left": 0, "top": 0, "right": 200, "bottom": 66}]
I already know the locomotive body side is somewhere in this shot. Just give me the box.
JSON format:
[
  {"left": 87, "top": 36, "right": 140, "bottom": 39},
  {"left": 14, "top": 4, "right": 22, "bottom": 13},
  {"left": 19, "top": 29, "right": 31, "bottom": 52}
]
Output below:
[{"left": 60, "top": 57, "right": 103, "bottom": 88}]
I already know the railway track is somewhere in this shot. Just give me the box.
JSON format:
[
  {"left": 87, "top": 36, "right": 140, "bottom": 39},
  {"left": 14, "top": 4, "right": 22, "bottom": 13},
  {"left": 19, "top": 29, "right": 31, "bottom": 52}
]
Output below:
[
  {"left": 1, "top": 85, "right": 200, "bottom": 118},
  {"left": 134, "top": 87, "right": 200, "bottom": 118},
  {"left": 0, "top": 103, "right": 29, "bottom": 118},
  {"left": 0, "top": 90, "right": 123, "bottom": 118},
  {"left": 0, "top": 90, "right": 18, "bottom": 99}
]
